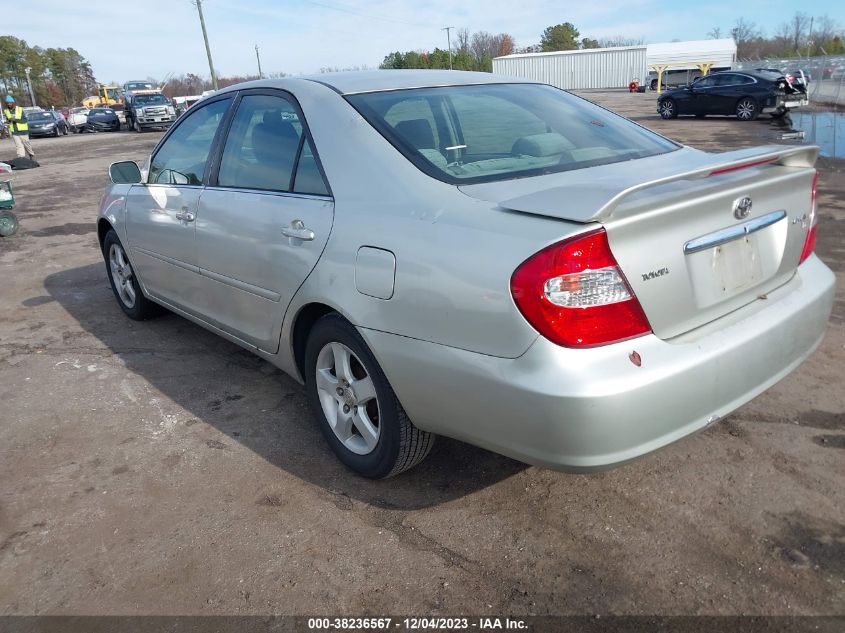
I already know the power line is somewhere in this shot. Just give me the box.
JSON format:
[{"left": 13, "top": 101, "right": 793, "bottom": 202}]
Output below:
[{"left": 303, "top": 0, "right": 435, "bottom": 28}]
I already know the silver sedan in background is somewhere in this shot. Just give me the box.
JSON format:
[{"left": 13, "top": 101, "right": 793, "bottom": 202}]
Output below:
[{"left": 99, "top": 71, "right": 834, "bottom": 478}]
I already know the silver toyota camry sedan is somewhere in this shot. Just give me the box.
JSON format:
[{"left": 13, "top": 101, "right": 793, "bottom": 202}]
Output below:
[{"left": 98, "top": 70, "right": 835, "bottom": 478}]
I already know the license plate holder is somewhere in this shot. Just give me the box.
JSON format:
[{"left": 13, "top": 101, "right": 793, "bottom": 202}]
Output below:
[{"left": 712, "top": 235, "right": 763, "bottom": 295}]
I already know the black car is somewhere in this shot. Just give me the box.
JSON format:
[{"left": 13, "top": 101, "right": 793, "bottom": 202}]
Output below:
[
  {"left": 27, "top": 110, "right": 69, "bottom": 137},
  {"left": 85, "top": 108, "right": 121, "bottom": 132},
  {"left": 657, "top": 70, "right": 807, "bottom": 122}
]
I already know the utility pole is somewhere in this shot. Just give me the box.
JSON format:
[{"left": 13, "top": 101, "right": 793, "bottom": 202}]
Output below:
[
  {"left": 24, "top": 67, "right": 36, "bottom": 107},
  {"left": 194, "top": 0, "right": 219, "bottom": 90},
  {"left": 255, "top": 45, "right": 263, "bottom": 79},
  {"left": 442, "top": 26, "right": 454, "bottom": 70}
]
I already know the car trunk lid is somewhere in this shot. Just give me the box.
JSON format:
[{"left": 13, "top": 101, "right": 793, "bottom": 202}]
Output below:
[{"left": 460, "top": 145, "right": 819, "bottom": 340}]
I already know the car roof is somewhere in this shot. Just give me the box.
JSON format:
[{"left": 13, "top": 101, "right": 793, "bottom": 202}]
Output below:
[
  {"left": 216, "top": 70, "right": 536, "bottom": 96},
  {"left": 725, "top": 69, "right": 780, "bottom": 79}
]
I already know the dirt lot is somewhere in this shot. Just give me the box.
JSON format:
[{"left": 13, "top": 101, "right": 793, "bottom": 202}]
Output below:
[{"left": 1, "top": 93, "right": 843, "bottom": 618}]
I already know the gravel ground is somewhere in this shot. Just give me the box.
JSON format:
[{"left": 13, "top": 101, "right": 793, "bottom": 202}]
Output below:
[{"left": 0, "top": 92, "right": 843, "bottom": 617}]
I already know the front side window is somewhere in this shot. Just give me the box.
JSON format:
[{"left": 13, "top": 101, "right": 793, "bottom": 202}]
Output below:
[
  {"left": 347, "top": 83, "right": 678, "bottom": 185},
  {"left": 217, "top": 93, "right": 329, "bottom": 195},
  {"left": 149, "top": 97, "right": 231, "bottom": 185}
]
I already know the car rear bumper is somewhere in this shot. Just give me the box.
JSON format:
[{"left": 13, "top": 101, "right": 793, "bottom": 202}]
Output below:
[
  {"left": 360, "top": 255, "right": 835, "bottom": 471},
  {"left": 762, "top": 95, "right": 809, "bottom": 112}
]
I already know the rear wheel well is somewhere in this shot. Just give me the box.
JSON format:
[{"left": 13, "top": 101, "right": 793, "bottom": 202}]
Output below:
[
  {"left": 292, "top": 303, "right": 336, "bottom": 379},
  {"left": 97, "top": 219, "right": 113, "bottom": 251}
]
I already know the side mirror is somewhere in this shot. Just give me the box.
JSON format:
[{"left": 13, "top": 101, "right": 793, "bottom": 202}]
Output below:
[{"left": 109, "top": 161, "right": 142, "bottom": 184}]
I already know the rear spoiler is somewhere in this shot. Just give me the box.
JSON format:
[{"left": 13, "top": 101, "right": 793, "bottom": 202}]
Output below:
[{"left": 499, "top": 145, "right": 819, "bottom": 223}]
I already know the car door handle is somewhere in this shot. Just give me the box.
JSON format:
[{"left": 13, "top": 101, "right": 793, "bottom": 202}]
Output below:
[
  {"left": 281, "top": 220, "right": 315, "bottom": 241},
  {"left": 175, "top": 211, "right": 196, "bottom": 222}
]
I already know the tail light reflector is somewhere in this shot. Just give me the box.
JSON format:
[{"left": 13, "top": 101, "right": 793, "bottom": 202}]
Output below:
[
  {"left": 799, "top": 171, "right": 819, "bottom": 264},
  {"left": 510, "top": 228, "right": 652, "bottom": 348}
]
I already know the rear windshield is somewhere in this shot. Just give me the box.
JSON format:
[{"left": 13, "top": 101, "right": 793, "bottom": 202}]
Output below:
[{"left": 346, "top": 83, "right": 679, "bottom": 185}]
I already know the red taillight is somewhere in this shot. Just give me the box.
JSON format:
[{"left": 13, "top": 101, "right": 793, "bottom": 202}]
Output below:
[
  {"left": 510, "top": 228, "right": 652, "bottom": 348},
  {"left": 799, "top": 171, "right": 819, "bottom": 264}
]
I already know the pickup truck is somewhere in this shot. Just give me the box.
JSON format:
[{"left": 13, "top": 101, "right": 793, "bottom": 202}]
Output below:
[{"left": 124, "top": 90, "right": 177, "bottom": 132}]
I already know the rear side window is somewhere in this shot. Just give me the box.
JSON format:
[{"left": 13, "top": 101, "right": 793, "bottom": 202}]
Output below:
[
  {"left": 347, "top": 83, "right": 678, "bottom": 185},
  {"left": 149, "top": 97, "right": 231, "bottom": 185}
]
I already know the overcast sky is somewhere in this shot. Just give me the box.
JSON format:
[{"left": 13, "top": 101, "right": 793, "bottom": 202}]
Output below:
[{"left": 13, "top": 0, "right": 844, "bottom": 82}]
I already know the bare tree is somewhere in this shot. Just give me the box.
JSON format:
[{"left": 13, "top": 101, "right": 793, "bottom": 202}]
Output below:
[
  {"left": 784, "top": 12, "right": 811, "bottom": 51},
  {"left": 707, "top": 27, "right": 722, "bottom": 39},
  {"left": 598, "top": 35, "right": 644, "bottom": 47},
  {"left": 454, "top": 27, "right": 470, "bottom": 53},
  {"left": 470, "top": 31, "right": 495, "bottom": 61},
  {"left": 809, "top": 15, "right": 837, "bottom": 54},
  {"left": 731, "top": 18, "right": 760, "bottom": 58}
]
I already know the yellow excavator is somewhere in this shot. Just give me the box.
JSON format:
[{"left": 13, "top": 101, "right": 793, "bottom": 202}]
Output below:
[{"left": 82, "top": 85, "right": 124, "bottom": 110}]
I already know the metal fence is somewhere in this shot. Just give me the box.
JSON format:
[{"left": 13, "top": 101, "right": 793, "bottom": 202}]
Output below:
[{"left": 735, "top": 55, "right": 845, "bottom": 108}]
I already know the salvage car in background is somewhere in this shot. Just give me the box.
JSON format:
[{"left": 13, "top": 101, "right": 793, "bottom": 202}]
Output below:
[
  {"left": 98, "top": 71, "right": 833, "bottom": 478},
  {"left": 85, "top": 108, "right": 121, "bottom": 132},
  {"left": 659, "top": 70, "right": 808, "bottom": 120},
  {"left": 67, "top": 107, "right": 89, "bottom": 133},
  {"left": 27, "top": 110, "right": 69, "bottom": 137}
]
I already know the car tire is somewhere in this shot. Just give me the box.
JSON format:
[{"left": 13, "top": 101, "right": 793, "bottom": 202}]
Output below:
[
  {"left": 658, "top": 99, "right": 677, "bottom": 119},
  {"left": 650, "top": 79, "right": 658, "bottom": 91},
  {"left": 133, "top": 120, "right": 141, "bottom": 133},
  {"left": 736, "top": 98, "right": 759, "bottom": 121},
  {"left": 53, "top": 126, "right": 60, "bottom": 137},
  {"left": 102, "top": 229, "right": 162, "bottom": 321},
  {"left": 304, "top": 313, "right": 435, "bottom": 478}
]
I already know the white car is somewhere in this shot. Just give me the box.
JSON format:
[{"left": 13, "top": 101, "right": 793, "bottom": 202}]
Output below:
[
  {"left": 67, "top": 107, "right": 89, "bottom": 133},
  {"left": 98, "top": 71, "right": 834, "bottom": 478}
]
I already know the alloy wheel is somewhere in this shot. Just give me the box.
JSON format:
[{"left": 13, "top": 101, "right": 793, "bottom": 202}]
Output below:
[
  {"left": 737, "top": 99, "right": 756, "bottom": 120},
  {"left": 315, "top": 342, "right": 380, "bottom": 455},
  {"left": 109, "top": 243, "right": 136, "bottom": 308},
  {"left": 659, "top": 100, "right": 675, "bottom": 118}
]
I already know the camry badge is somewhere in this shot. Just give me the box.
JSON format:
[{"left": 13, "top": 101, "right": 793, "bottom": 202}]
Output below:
[{"left": 733, "top": 196, "right": 753, "bottom": 220}]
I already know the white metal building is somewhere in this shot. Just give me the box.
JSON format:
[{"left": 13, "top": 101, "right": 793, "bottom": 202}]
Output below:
[
  {"left": 492, "top": 39, "right": 737, "bottom": 90},
  {"left": 492, "top": 45, "right": 647, "bottom": 90}
]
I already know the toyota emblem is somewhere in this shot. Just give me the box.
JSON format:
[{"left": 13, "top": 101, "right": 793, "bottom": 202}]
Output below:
[{"left": 733, "top": 196, "right": 753, "bottom": 220}]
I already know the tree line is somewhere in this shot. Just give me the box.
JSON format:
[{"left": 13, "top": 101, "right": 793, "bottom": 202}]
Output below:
[
  {"left": 380, "top": 23, "right": 641, "bottom": 70},
  {"left": 381, "top": 14, "right": 844, "bottom": 72},
  {"left": 0, "top": 35, "right": 97, "bottom": 107},
  {"left": 381, "top": 30, "right": 515, "bottom": 72},
  {"left": 715, "top": 13, "right": 844, "bottom": 59}
]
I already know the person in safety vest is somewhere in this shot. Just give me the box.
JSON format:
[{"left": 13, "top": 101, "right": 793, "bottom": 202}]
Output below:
[{"left": 4, "top": 95, "right": 35, "bottom": 160}]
